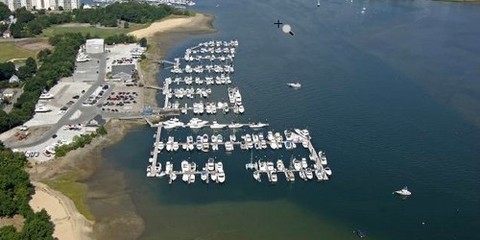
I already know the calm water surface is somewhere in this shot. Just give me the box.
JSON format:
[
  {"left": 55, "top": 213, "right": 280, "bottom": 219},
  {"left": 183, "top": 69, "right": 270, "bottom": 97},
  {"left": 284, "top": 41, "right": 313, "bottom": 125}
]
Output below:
[{"left": 101, "top": 1, "right": 480, "bottom": 239}]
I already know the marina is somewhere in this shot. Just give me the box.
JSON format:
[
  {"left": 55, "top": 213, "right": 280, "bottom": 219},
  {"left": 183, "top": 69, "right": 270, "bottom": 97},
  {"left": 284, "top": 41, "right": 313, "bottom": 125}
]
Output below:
[{"left": 146, "top": 40, "right": 332, "bottom": 184}]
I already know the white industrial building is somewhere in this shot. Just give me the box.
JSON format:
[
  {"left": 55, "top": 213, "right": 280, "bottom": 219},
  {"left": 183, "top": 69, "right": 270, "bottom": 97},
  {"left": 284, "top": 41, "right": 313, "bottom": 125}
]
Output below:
[
  {"left": 85, "top": 39, "right": 105, "bottom": 54},
  {"left": 0, "top": 0, "right": 80, "bottom": 11}
]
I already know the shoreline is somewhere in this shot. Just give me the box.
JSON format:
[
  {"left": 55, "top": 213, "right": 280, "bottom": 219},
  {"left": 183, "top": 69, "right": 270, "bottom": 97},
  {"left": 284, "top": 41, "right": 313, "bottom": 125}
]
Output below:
[{"left": 27, "top": 13, "right": 216, "bottom": 240}]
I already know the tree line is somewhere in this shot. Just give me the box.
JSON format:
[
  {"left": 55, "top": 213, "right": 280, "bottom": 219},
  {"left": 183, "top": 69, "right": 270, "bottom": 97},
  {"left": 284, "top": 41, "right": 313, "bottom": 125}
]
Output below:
[
  {"left": 2, "top": 2, "right": 190, "bottom": 38},
  {"left": 55, "top": 125, "right": 107, "bottom": 157},
  {"left": 0, "top": 142, "right": 55, "bottom": 240},
  {"left": 0, "top": 32, "right": 85, "bottom": 132}
]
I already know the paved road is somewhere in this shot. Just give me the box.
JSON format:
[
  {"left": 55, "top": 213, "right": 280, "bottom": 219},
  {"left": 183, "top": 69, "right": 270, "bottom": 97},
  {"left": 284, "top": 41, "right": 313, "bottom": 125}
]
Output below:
[{"left": 9, "top": 53, "right": 107, "bottom": 149}]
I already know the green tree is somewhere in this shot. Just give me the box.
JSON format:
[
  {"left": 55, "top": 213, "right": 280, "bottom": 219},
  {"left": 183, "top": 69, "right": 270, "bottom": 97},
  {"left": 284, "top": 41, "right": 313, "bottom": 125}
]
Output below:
[
  {"left": 139, "top": 37, "right": 147, "bottom": 48},
  {"left": 20, "top": 210, "right": 55, "bottom": 240},
  {"left": 25, "top": 57, "right": 37, "bottom": 74},
  {"left": 0, "top": 2, "right": 10, "bottom": 21},
  {"left": 124, "top": 21, "right": 129, "bottom": 28},
  {"left": 0, "top": 62, "right": 16, "bottom": 81},
  {"left": 37, "top": 49, "right": 51, "bottom": 62},
  {"left": 0, "top": 225, "right": 20, "bottom": 240},
  {"left": 14, "top": 7, "right": 35, "bottom": 24}
]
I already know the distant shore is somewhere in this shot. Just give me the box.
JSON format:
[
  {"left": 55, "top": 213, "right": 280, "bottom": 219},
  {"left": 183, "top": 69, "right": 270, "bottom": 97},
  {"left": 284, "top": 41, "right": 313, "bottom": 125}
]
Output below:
[{"left": 27, "top": 13, "right": 216, "bottom": 240}]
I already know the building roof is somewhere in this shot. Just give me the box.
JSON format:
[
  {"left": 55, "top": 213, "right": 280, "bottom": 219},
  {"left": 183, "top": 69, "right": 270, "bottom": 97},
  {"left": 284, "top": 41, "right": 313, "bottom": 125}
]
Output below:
[
  {"left": 111, "top": 64, "right": 135, "bottom": 76},
  {"left": 9, "top": 75, "right": 19, "bottom": 82},
  {"left": 86, "top": 38, "right": 105, "bottom": 45}
]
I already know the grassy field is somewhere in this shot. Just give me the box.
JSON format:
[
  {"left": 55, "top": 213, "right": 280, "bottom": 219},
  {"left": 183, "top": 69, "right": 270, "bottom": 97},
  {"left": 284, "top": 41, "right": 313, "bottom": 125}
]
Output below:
[
  {"left": 44, "top": 172, "right": 94, "bottom": 221},
  {"left": 0, "top": 42, "right": 37, "bottom": 62},
  {"left": 41, "top": 23, "right": 149, "bottom": 39}
]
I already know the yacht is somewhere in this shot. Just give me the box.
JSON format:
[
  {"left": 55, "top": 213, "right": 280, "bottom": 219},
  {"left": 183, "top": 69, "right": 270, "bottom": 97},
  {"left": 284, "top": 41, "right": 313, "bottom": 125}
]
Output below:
[
  {"left": 196, "top": 135, "right": 203, "bottom": 150},
  {"left": 253, "top": 171, "right": 261, "bottom": 182},
  {"left": 229, "top": 134, "right": 237, "bottom": 142},
  {"left": 210, "top": 121, "right": 227, "bottom": 129},
  {"left": 207, "top": 158, "right": 215, "bottom": 171},
  {"left": 324, "top": 167, "right": 332, "bottom": 176},
  {"left": 157, "top": 142, "right": 165, "bottom": 151},
  {"left": 224, "top": 141, "right": 234, "bottom": 151},
  {"left": 238, "top": 105, "right": 245, "bottom": 114},
  {"left": 228, "top": 122, "right": 244, "bottom": 129},
  {"left": 319, "top": 151, "right": 328, "bottom": 165},
  {"left": 287, "top": 82, "right": 302, "bottom": 88},
  {"left": 301, "top": 157, "right": 308, "bottom": 169},
  {"left": 201, "top": 169, "right": 208, "bottom": 182},
  {"left": 271, "top": 172, "right": 278, "bottom": 183},
  {"left": 286, "top": 170, "right": 295, "bottom": 182},
  {"left": 315, "top": 169, "right": 324, "bottom": 181},
  {"left": 293, "top": 158, "right": 301, "bottom": 171},
  {"left": 305, "top": 168, "right": 314, "bottom": 180},
  {"left": 249, "top": 122, "right": 269, "bottom": 129},
  {"left": 284, "top": 140, "right": 294, "bottom": 150},
  {"left": 186, "top": 136, "right": 194, "bottom": 151},
  {"left": 187, "top": 118, "right": 208, "bottom": 129},
  {"left": 294, "top": 128, "right": 311, "bottom": 139},
  {"left": 168, "top": 172, "right": 177, "bottom": 184},
  {"left": 299, "top": 170, "right": 308, "bottom": 181},
  {"left": 181, "top": 160, "right": 190, "bottom": 182},
  {"left": 217, "top": 171, "right": 226, "bottom": 183},
  {"left": 276, "top": 159, "right": 285, "bottom": 171},
  {"left": 394, "top": 187, "right": 412, "bottom": 196}
]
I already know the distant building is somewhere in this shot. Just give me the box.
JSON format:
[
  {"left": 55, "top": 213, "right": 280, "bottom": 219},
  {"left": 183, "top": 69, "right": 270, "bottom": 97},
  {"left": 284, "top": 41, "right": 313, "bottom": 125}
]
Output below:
[
  {"left": 2, "top": 0, "right": 80, "bottom": 11},
  {"left": 85, "top": 39, "right": 105, "bottom": 54},
  {"left": 111, "top": 64, "right": 136, "bottom": 82}
]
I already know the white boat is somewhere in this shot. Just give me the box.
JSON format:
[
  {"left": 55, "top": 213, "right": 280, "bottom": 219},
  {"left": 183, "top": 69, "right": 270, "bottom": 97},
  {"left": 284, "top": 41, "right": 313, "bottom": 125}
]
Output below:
[
  {"left": 181, "top": 160, "right": 190, "bottom": 182},
  {"left": 293, "top": 158, "right": 301, "bottom": 171},
  {"left": 201, "top": 169, "right": 208, "bottom": 182},
  {"left": 210, "top": 121, "right": 227, "bottom": 129},
  {"left": 249, "top": 122, "right": 269, "bottom": 129},
  {"left": 229, "top": 134, "right": 237, "bottom": 142},
  {"left": 294, "top": 128, "right": 311, "bottom": 139},
  {"left": 169, "top": 173, "right": 177, "bottom": 184},
  {"left": 299, "top": 170, "right": 308, "bottom": 181},
  {"left": 253, "top": 171, "right": 261, "bottom": 182},
  {"left": 394, "top": 187, "right": 412, "bottom": 196},
  {"left": 276, "top": 159, "right": 285, "bottom": 171},
  {"left": 315, "top": 169, "right": 324, "bottom": 181},
  {"left": 217, "top": 172, "right": 226, "bottom": 183},
  {"left": 215, "top": 162, "right": 224, "bottom": 172},
  {"left": 286, "top": 170, "right": 295, "bottom": 182},
  {"left": 39, "top": 93, "right": 54, "bottom": 100},
  {"left": 224, "top": 141, "right": 234, "bottom": 151},
  {"left": 188, "top": 173, "right": 195, "bottom": 184},
  {"left": 238, "top": 105, "right": 245, "bottom": 114},
  {"left": 305, "top": 168, "right": 314, "bottom": 180},
  {"left": 207, "top": 158, "right": 215, "bottom": 171},
  {"left": 35, "top": 105, "right": 51, "bottom": 113},
  {"left": 324, "top": 167, "right": 332, "bottom": 176},
  {"left": 271, "top": 172, "right": 278, "bottom": 183},
  {"left": 301, "top": 157, "right": 308, "bottom": 169},
  {"left": 228, "top": 122, "right": 243, "bottom": 129},
  {"left": 319, "top": 151, "right": 328, "bottom": 165},
  {"left": 287, "top": 82, "right": 302, "bottom": 88},
  {"left": 210, "top": 172, "right": 217, "bottom": 182}
]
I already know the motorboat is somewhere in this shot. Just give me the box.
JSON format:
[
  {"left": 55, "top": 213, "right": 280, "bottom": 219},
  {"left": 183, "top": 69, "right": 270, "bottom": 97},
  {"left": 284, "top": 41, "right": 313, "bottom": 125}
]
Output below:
[
  {"left": 187, "top": 118, "right": 208, "bottom": 129},
  {"left": 271, "top": 172, "right": 278, "bottom": 183},
  {"left": 354, "top": 229, "right": 366, "bottom": 238},
  {"left": 210, "top": 172, "right": 217, "bottom": 182},
  {"left": 301, "top": 157, "right": 308, "bottom": 169},
  {"left": 276, "top": 159, "right": 285, "bottom": 171},
  {"left": 210, "top": 121, "right": 227, "bottom": 129},
  {"left": 229, "top": 134, "right": 237, "bottom": 142},
  {"left": 299, "top": 170, "right": 308, "bottom": 181},
  {"left": 207, "top": 158, "right": 215, "bottom": 171},
  {"left": 196, "top": 135, "right": 203, "bottom": 150},
  {"left": 224, "top": 141, "right": 234, "bottom": 151},
  {"left": 284, "top": 140, "right": 294, "bottom": 150},
  {"left": 169, "top": 172, "right": 177, "bottom": 184},
  {"left": 188, "top": 172, "right": 195, "bottom": 184},
  {"left": 315, "top": 169, "right": 324, "bottom": 181},
  {"left": 253, "top": 171, "right": 261, "bottom": 182},
  {"left": 181, "top": 160, "right": 190, "bottom": 182},
  {"left": 228, "top": 122, "right": 243, "bottom": 129},
  {"left": 157, "top": 142, "right": 165, "bottom": 151},
  {"left": 217, "top": 172, "right": 226, "bottom": 183},
  {"left": 201, "top": 169, "right": 208, "bottom": 182},
  {"left": 249, "top": 122, "right": 269, "bottom": 129},
  {"left": 324, "top": 167, "right": 332, "bottom": 176},
  {"left": 319, "top": 151, "right": 328, "bottom": 165},
  {"left": 394, "top": 187, "right": 412, "bottom": 196},
  {"left": 165, "top": 161, "right": 173, "bottom": 174},
  {"left": 294, "top": 128, "right": 311, "bottom": 139},
  {"left": 292, "top": 158, "right": 301, "bottom": 171},
  {"left": 286, "top": 170, "right": 295, "bottom": 182},
  {"left": 305, "top": 168, "right": 314, "bottom": 180},
  {"left": 287, "top": 82, "right": 302, "bottom": 88}
]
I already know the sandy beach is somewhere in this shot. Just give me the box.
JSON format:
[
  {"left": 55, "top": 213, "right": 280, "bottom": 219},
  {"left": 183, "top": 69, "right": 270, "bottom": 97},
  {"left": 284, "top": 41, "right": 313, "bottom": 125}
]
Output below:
[{"left": 29, "top": 182, "right": 92, "bottom": 240}]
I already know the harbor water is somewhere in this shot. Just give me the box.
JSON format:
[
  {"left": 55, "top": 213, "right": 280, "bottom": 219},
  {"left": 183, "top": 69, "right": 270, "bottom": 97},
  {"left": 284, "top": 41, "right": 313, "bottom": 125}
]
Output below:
[{"left": 94, "top": 0, "right": 480, "bottom": 239}]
